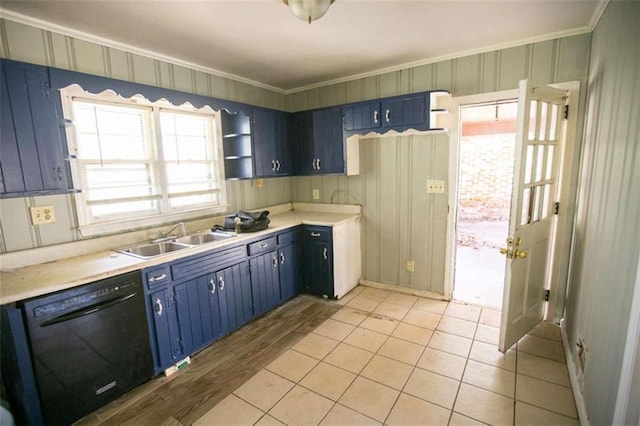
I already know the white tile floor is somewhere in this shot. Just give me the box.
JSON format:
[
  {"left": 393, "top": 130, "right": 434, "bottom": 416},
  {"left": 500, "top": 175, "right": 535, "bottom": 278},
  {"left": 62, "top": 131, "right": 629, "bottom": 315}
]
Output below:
[{"left": 196, "top": 286, "right": 579, "bottom": 425}]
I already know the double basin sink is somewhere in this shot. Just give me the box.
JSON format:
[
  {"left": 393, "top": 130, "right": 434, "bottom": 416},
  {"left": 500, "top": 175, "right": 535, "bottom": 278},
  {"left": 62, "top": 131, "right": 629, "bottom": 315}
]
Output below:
[{"left": 115, "top": 230, "right": 236, "bottom": 259}]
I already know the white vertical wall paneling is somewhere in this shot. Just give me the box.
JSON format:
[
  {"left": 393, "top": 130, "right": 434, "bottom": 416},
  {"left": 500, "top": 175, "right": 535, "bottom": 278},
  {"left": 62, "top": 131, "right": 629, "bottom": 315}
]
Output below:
[{"left": 564, "top": 1, "right": 640, "bottom": 424}]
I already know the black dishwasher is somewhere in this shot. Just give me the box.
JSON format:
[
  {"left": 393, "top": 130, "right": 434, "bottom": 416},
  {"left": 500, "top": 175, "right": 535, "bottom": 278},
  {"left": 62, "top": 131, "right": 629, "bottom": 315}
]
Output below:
[{"left": 21, "top": 271, "right": 153, "bottom": 425}]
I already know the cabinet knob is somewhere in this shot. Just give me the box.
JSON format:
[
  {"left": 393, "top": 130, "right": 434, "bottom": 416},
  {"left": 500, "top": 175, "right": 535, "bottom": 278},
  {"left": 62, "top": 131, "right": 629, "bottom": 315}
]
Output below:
[
  {"left": 155, "top": 298, "right": 163, "bottom": 317},
  {"left": 209, "top": 278, "right": 216, "bottom": 295},
  {"left": 218, "top": 275, "right": 225, "bottom": 291}
]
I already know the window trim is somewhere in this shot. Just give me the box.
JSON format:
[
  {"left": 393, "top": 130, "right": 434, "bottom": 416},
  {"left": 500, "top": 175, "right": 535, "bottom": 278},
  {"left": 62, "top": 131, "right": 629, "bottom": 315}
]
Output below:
[{"left": 60, "top": 85, "right": 228, "bottom": 237}]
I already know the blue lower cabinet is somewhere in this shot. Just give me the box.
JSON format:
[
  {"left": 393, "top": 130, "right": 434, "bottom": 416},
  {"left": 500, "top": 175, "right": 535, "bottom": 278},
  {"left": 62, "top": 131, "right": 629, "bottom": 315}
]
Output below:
[
  {"left": 217, "top": 261, "right": 253, "bottom": 332},
  {"left": 278, "top": 243, "right": 299, "bottom": 302},
  {"left": 301, "top": 226, "right": 334, "bottom": 298},
  {"left": 148, "top": 288, "right": 182, "bottom": 371},
  {"left": 249, "top": 251, "right": 280, "bottom": 317}
]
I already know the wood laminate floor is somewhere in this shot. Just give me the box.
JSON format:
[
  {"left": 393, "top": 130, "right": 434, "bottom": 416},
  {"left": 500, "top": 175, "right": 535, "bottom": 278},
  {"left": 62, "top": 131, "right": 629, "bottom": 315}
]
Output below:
[{"left": 75, "top": 294, "right": 340, "bottom": 426}]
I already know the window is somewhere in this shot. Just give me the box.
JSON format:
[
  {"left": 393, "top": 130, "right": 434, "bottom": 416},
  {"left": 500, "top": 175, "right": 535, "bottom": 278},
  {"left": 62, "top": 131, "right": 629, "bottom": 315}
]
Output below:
[{"left": 61, "top": 86, "right": 226, "bottom": 236}]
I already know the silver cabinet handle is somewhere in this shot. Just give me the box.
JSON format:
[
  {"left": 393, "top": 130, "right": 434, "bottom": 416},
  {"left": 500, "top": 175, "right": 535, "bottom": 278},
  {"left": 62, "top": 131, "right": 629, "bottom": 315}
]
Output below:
[
  {"left": 385, "top": 108, "right": 391, "bottom": 123},
  {"left": 272, "top": 160, "right": 276, "bottom": 171},
  {"left": 317, "top": 158, "right": 321, "bottom": 170},
  {"left": 311, "top": 232, "right": 321, "bottom": 237},
  {"left": 312, "top": 158, "right": 317, "bottom": 170},
  {"left": 373, "top": 109, "right": 379, "bottom": 124},
  {"left": 209, "top": 278, "right": 216, "bottom": 295},
  {"left": 276, "top": 160, "right": 281, "bottom": 171},
  {"left": 218, "top": 275, "right": 225, "bottom": 291},
  {"left": 323, "top": 247, "right": 328, "bottom": 260},
  {"left": 260, "top": 243, "right": 269, "bottom": 249},
  {"left": 280, "top": 252, "right": 285, "bottom": 264},
  {"left": 272, "top": 255, "right": 278, "bottom": 268},
  {"left": 149, "top": 273, "right": 167, "bottom": 283},
  {"left": 155, "top": 298, "right": 163, "bottom": 317}
]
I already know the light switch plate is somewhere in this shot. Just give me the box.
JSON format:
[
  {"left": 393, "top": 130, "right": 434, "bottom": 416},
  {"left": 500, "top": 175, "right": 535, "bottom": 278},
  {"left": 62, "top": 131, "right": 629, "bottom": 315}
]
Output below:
[
  {"left": 30, "top": 205, "right": 56, "bottom": 225},
  {"left": 312, "top": 189, "right": 320, "bottom": 200},
  {"left": 426, "top": 179, "right": 445, "bottom": 194}
]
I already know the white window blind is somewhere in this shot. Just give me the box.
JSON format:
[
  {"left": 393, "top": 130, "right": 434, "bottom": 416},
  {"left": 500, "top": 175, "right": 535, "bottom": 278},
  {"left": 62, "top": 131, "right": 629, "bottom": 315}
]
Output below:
[{"left": 61, "top": 86, "right": 227, "bottom": 235}]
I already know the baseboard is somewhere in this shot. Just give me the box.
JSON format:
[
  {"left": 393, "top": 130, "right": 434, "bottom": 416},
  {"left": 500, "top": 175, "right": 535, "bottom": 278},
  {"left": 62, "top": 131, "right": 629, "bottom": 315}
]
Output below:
[
  {"left": 359, "top": 280, "right": 449, "bottom": 301},
  {"left": 560, "top": 320, "right": 590, "bottom": 425}
]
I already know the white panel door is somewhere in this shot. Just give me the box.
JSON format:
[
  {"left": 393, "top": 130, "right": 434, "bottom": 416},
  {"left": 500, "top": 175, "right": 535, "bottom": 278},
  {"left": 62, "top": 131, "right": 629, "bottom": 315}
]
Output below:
[{"left": 499, "top": 79, "right": 567, "bottom": 352}]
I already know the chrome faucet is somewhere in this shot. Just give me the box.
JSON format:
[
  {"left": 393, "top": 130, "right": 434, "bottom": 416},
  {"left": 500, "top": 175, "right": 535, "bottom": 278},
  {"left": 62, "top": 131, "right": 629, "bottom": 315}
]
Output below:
[{"left": 152, "top": 222, "right": 186, "bottom": 242}]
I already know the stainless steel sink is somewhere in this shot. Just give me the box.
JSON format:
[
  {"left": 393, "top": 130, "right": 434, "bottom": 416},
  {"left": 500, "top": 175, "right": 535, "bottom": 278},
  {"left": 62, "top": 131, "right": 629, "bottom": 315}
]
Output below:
[
  {"left": 116, "top": 241, "right": 191, "bottom": 259},
  {"left": 174, "top": 231, "right": 235, "bottom": 245},
  {"left": 115, "top": 231, "right": 236, "bottom": 259}
]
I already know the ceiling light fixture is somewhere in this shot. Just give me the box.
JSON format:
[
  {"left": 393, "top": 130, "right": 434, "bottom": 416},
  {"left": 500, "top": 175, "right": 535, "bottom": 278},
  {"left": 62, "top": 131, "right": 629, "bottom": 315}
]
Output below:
[{"left": 283, "top": 0, "right": 335, "bottom": 24}]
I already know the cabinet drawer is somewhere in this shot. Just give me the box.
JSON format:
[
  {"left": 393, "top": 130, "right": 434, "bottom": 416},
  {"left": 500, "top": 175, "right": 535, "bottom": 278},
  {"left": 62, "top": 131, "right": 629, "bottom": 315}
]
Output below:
[
  {"left": 304, "top": 227, "right": 331, "bottom": 242},
  {"left": 277, "top": 229, "right": 299, "bottom": 246},
  {"left": 145, "top": 266, "right": 171, "bottom": 287},
  {"left": 248, "top": 237, "right": 277, "bottom": 256}
]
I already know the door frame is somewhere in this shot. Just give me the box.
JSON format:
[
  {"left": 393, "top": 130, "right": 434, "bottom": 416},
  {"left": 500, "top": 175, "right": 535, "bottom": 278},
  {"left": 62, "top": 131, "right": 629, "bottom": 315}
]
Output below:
[{"left": 444, "top": 82, "right": 581, "bottom": 322}]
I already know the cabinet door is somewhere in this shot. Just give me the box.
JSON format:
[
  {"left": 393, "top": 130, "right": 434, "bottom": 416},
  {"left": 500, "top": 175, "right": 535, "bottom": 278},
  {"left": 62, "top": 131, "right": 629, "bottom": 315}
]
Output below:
[
  {"left": 249, "top": 251, "right": 280, "bottom": 317},
  {"left": 148, "top": 288, "right": 181, "bottom": 370},
  {"left": 1, "top": 68, "right": 19, "bottom": 193},
  {"left": 304, "top": 241, "right": 333, "bottom": 298},
  {"left": 180, "top": 275, "right": 223, "bottom": 353},
  {"left": 279, "top": 243, "right": 299, "bottom": 302},
  {"left": 312, "top": 107, "right": 344, "bottom": 174},
  {"left": 290, "top": 111, "right": 314, "bottom": 175},
  {"left": 252, "top": 109, "right": 278, "bottom": 177},
  {"left": 381, "top": 95, "right": 427, "bottom": 128},
  {"left": 217, "top": 262, "right": 253, "bottom": 332},
  {"left": 2, "top": 61, "right": 67, "bottom": 193},
  {"left": 274, "top": 111, "right": 291, "bottom": 175},
  {"left": 343, "top": 102, "right": 381, "bottom": 131}
]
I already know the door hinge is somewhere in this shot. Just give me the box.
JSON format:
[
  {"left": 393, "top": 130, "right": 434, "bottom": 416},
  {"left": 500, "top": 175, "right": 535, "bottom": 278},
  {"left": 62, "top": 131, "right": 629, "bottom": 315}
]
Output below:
[
  {"left": 563, "top": 105, "right": 569, "bottom": 120},
  {"left": 544, "top": 289, "right": 550, "bottom": 301},
  {"left": 554, "top": 202, "right": 560, "bottom": 215}
]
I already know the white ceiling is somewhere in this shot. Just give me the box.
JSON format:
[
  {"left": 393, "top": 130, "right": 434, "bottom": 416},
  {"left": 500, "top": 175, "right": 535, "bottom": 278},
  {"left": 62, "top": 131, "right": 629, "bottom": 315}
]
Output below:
[{"left": 0, "top": 0, "right": 604, "bottom": 93}]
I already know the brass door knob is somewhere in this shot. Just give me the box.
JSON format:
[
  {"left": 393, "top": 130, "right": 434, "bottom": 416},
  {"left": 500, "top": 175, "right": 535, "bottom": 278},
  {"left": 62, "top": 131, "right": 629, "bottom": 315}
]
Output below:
[{"left": 514, "top": 249, "right": 528, "bottom": 259}]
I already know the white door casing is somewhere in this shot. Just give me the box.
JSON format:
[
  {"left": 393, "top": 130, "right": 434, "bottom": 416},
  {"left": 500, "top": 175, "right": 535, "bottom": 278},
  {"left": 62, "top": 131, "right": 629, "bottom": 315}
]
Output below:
[{"left": 499, "top": 79, "right": 567, "bottom": 352}]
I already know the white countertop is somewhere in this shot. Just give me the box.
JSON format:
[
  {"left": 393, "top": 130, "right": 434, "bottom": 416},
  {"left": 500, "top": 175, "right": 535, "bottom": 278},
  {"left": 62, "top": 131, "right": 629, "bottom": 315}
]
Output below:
[{"left": 0, "top": 206, "right": 360, "bottom": 305}]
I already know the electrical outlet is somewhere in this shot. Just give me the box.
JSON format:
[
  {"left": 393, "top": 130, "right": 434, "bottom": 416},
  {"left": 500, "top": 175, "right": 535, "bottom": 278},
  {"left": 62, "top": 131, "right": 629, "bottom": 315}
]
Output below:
[
  {"left": 406, "top": 260, "right": 415, "bottom": 272},
  {"left": 30, "top": 205, "right": 56, "bottom": 225},
  {"left": 312, "top": 189, "right": 320, "bottom": 200},
  {"left": 426, "top": 179, "right": 445, "bottom": 194}
]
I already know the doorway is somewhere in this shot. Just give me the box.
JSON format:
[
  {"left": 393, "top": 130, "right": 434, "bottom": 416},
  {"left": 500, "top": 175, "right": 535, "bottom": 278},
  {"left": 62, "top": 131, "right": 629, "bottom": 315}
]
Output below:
[{"left": 453, "top": 101, "right": 518, "bottom": 308}]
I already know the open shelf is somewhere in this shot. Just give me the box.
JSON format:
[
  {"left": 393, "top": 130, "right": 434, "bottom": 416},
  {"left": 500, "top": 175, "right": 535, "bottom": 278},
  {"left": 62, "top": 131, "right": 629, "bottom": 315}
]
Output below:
[{"left": 221, "top": 111, "right": 254, "bottom": 179}]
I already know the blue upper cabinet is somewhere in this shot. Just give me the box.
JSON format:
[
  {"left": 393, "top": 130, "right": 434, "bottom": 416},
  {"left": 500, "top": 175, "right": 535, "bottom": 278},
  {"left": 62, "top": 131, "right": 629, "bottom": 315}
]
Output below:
[
  {"left": 252, "top": 109, "right": 291, "bottom": 177},
  {"left": 292, "top": 107, "right": 344, "bottom": 175},
  {"left": 343, "top": 93, "right": 430, "bottom": 133},
  {"left": 0, "top": 59, "right": 69, "bottom": 197}
]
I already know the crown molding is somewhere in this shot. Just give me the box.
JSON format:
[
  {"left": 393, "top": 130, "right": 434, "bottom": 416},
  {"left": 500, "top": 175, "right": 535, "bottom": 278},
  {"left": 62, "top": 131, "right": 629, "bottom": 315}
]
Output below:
[
  {"left": 588, "top": 0, "right": 610, "bottom": 31},
  {"left": 283, "top": 26, "right": 592, "bottom": 94},
  {"left": 0, "top": 9, "right": 287, "bottom": 95},
  {"left": 1, "top": 8, "right": 598, "bottom": 96}
]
